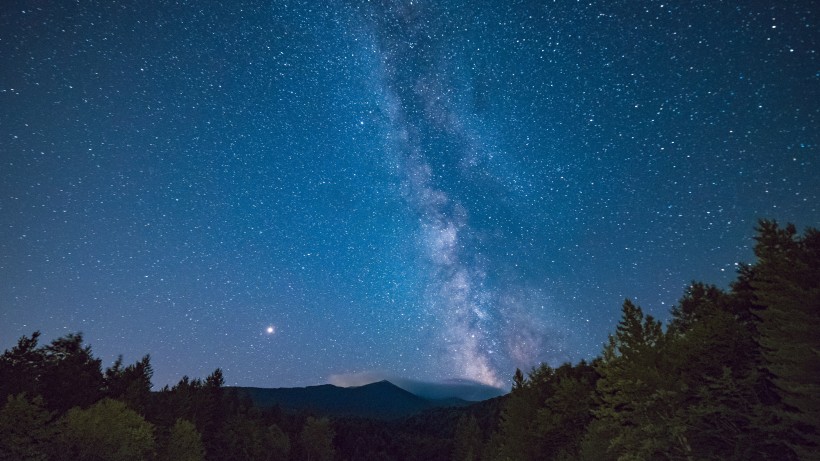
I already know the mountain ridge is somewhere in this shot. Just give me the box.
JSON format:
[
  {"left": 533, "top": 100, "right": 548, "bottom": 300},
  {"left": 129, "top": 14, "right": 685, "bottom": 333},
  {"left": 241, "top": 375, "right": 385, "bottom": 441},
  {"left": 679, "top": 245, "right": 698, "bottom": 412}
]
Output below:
[{"left": 229, "top": 380, "right": 474, "bottom": 420}]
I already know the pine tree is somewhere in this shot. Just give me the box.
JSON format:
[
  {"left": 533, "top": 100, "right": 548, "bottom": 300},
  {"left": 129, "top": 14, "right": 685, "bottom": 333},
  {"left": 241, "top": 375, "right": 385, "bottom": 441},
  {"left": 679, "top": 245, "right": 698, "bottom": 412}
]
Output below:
[
  {"left": 594, "top": 299, "right": 691, "bottom": 460},
  {"left": 668, "top": 282, "right": 728, "bottom": 335},
  {"left": 200, "top": 369, "right": 228, "bottom": 461},
  {"left": 751, "top": 220, "right": 820, "bottom": 459},
  {"left": 536, "top": 362, "right": 597, "bottom": 459},
  {"left": 104, "top": 355, "right": 153, "bottom": 415},
  {"left": 665, "top": 279, "right": 779, "bottom": 460},
  {"left": 498, "top": 364, "right": 553, "bottom": 460},
  {"left": 512, "top": 368, "right": 525, "bottom": 390}
]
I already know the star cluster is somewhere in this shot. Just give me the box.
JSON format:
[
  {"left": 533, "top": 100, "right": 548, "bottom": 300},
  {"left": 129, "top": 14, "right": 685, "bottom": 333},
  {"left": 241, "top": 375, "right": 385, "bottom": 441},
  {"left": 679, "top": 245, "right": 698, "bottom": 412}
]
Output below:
[{"left": 1, "top": 0, "right": 817, "bottom": 389}]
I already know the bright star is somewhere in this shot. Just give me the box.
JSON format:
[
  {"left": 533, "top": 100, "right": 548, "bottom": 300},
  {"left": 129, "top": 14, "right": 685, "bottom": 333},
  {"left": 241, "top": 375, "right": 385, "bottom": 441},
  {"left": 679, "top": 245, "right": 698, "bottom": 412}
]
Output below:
[{"left": 265, "top": 325, "right": 275, "bottom": 335}]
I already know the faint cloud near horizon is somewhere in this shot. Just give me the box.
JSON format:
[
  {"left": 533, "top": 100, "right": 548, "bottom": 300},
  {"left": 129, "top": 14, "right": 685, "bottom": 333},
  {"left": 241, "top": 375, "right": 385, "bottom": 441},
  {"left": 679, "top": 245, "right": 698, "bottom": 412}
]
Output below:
[
  {"left": 327, "top": 371, "right": 390, "bottom": 388},
  {"left": 327, "top": 371, "right": 507, "bottom": 401}
]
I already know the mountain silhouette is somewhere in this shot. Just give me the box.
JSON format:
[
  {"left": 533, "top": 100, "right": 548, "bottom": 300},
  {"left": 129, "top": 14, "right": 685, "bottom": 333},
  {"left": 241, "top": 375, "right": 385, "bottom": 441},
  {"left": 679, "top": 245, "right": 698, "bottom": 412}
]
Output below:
[{"left": 230, "top": 380, "right": 472, "bottom": 420}]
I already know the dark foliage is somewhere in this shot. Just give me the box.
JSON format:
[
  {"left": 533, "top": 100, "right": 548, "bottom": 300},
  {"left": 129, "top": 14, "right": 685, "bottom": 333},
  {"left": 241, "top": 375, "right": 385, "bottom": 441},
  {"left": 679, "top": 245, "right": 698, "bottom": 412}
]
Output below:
[
  {"left": 489, "top": 220, "right": 818, "bottom": 461},
  {"left": 1, "top": 220, "right": 816, "bottom": 460}
]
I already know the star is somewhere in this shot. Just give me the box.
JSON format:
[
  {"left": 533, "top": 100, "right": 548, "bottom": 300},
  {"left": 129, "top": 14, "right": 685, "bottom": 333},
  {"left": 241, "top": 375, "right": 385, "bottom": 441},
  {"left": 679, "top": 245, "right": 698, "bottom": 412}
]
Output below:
[{"left": 0, "top": 0, "right": 814, "bottom": 391}]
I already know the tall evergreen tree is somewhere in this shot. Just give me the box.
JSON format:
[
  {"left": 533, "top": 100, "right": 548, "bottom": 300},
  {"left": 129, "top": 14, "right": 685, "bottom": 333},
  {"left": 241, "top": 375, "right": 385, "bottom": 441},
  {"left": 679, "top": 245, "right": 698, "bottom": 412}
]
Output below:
[
  {"left": 594, "top": 299, "right": 692, "bottom": 460},
  {"left": 201, "top": 368, "right": 228, "bottom": 461},
  {"left": 668, "top": 282, "right": 728, "bottom": 335},
  {"left": 751, "top": 220, "right": 820, "bottom": 459},
  {"left": 498, "top": 364, "right": 553, "bottom": 460},
  {"left": 104, "top": 355, "right": 153, "bottom": 415},
  {"left": 536, "top": 362, "right": 598, "bottom": 460},
  {"left": 667, "top": 281, "right": 775, "bottom": 459},
  {"left": 497, "top": 362, "right": 597, "bottom": 460}
]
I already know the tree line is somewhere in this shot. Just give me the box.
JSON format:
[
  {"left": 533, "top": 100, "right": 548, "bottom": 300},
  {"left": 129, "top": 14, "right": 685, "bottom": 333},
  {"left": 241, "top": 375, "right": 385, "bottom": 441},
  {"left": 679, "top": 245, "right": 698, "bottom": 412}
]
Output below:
[
  {"left": 483, "top": 220, "right": 819, "bottom": 460},
  {"left": 1, "top": 219, "right": 817, "bottom": 460},
  {"left": 0, "top": 332, "right": 341, "bottom": 461}
]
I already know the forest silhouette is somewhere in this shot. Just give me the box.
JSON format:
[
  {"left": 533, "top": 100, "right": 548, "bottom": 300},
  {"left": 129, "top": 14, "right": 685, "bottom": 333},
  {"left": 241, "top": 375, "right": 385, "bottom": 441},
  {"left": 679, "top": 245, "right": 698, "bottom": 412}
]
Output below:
[{"left": 1, "top": 219, "right": 817, "bottom": 460}]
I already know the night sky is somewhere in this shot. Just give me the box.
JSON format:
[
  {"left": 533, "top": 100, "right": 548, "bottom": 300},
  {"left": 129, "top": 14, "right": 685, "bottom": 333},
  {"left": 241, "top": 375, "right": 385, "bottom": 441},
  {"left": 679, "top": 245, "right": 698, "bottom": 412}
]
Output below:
[{"left": 1, "top": 1, "right": 817, "bottom": 391}]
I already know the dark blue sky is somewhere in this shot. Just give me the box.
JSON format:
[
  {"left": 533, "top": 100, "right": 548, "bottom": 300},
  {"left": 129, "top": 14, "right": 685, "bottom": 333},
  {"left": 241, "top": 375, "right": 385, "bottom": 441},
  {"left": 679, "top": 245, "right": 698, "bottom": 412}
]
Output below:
[{"left": 1, "top": 0, "right": 817, "bottom": 390}]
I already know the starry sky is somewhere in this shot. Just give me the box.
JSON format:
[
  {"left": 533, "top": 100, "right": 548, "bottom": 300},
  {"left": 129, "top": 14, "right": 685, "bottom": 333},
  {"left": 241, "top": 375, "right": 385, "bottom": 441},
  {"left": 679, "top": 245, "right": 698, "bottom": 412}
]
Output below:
[{"left": 1, "top": 0, "right": 817, "bottom": 391}]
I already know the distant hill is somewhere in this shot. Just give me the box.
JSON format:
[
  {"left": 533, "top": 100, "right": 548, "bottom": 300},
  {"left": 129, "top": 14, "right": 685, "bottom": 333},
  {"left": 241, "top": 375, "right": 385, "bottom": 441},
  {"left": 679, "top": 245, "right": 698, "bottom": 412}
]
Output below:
[
  {"left": 391, "top": 377, "right": 507, "bottom": 401},
  {"left": 229, "top": 380, "right": 473, "bottom": 420}
]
